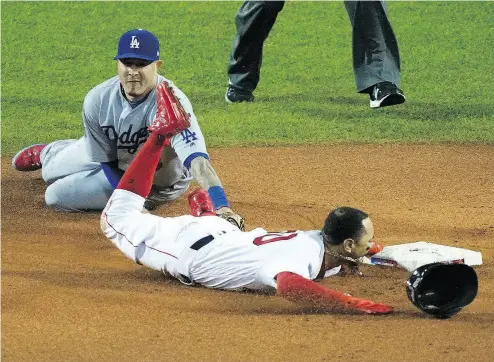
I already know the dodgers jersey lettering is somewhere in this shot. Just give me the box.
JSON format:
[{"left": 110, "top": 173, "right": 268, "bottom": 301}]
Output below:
[{"left": 83, "top": 75, "right": 208, "bottom": 187}]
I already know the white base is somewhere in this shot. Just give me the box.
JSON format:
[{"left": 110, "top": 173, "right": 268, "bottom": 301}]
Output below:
[{"left": 360, "top": 241, "right": 483, "bottom": 272}]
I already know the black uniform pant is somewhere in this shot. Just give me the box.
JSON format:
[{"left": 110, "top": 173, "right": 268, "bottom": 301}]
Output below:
[{"left": 227, "top": 0, "right": 401, "bottom": 94}]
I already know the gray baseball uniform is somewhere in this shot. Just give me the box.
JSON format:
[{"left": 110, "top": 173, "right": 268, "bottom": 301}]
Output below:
[{"left": 40, "top": 75, "right": 207, "bottom": 211}]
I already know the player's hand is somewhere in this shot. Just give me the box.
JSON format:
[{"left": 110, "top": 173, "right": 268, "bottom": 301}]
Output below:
[
  {"left": 345, "top": 297, "right": 393, "bottom": 315},
  {"left": 216, "top": 207, "right": 245, "bottom": 231},
  {"left": 339, "top": 261, "right": 364, "bottom": 277}
]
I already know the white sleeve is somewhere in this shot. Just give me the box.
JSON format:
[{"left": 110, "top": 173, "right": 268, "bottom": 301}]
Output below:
[
  {"left": 257, "top": 252, "right": 315, "bottom": 289},
  {"left": 101, "top": 189, "right": 194, "bottom": 271},
  {"left": 258, "top": 240, "right": 322, "bottom": 288},
  {"left": 83, "top": 90, "right": 117, "bottom": 162},
  {"left": 167, "top": 86, "right": 209, "bottom": 169}
]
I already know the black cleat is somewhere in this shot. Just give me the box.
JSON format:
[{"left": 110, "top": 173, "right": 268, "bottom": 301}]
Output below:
[
  {"left": 369, "top": 82, "right": 406, "bottom": 108},
  {"left": 225, "top": 86, "right": 254, "bottom": 103}
]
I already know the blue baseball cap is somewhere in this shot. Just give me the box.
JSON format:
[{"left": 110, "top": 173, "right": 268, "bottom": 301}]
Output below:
[{"left": 114, "top": 29, "right": 160, "bottom": 62}]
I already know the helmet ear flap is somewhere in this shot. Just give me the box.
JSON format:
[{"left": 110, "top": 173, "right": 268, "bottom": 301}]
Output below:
[{"left": 406, "top": 263, "right": 478, "bottom": 319}]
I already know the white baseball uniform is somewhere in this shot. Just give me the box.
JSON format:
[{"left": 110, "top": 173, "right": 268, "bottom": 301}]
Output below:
[
  {"left": 40, "top": 75, "right": 207, "bottom": 211},
  {"left": 101, "top": 189, "right": 341, "bottom": 291}
]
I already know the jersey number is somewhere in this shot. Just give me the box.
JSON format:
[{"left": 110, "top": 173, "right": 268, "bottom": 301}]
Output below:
[{"left": 253, "top": 232, "right": 297, "bottom": 246}]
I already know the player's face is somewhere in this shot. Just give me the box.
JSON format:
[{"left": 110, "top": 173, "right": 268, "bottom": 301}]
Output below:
[
  {"left": 117, "top": 59, "right": 162, "bottom": 101},
  {"left": 351, "top": 217, "right": 375, "bottom": 258}
]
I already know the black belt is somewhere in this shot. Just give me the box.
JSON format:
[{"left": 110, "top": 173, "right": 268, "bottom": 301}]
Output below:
[
  {"left": 190, "top": 235, "right": 214, "bottom": 251},
  {"left": 178, "top": 235, "right": 215, "bottom": 286}
]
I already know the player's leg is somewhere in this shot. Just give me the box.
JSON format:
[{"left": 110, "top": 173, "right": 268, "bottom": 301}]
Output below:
[
  {"left": 144, "top": 162, "right": 193, "bottom": 210},
  {"left": 44, "top": 169, "right": 113, "bottom": 211},
  {"left": 344, "top": 0, "right": 405, "bottom": 108},
  {"left": 12, "top": 138, "right": 86, "bottom": 174},
  {"left": 102, "top": 132, "right": 197, "bottom": 272},
  {"left": 226, "top": 1, "right": 285, "bottom": 103},
  {"left": 102, "top": 186, "right": 196, "bottom": 273},
  {"left": 116, "top": 132, "right": 169, "bottom": 197},
  {"left": 41, "top": 138, "right": 99, "bottom": 184},
  {"left": 39, "top": 137, "right": 114, "bottom": 211},
  {"left": 12, "top": 137, "right": 113, "bottom": 211},
  {"left": 102, "top": 82, "right": 203, "bottom": 273}
]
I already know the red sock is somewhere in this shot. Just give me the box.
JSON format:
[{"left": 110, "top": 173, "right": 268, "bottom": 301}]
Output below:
[{"left": 116, "top": 133, "right": 168, "bottom": 198}]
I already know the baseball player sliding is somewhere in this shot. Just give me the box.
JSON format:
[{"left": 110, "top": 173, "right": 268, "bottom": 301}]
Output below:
[
  {"left": 100, "top": 82, "right": 392, "bottom": 315},
  {"left": 12, "top": 29, "right": 243, "bottom": 228}
]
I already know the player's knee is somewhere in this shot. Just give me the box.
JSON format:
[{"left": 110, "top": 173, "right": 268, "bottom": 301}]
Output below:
[
  {"left": 41, "top": 166, "right": 54, "bottom": 184},
  {"left": 45, "top": 185, "right": 63, "bottom": 210},
  {"left": 45, "top": 184, "right": 76, "bottom": 212}
]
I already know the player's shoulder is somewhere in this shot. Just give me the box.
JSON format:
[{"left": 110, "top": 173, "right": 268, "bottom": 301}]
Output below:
[
  {"left": 293, "top": 230, "right": 324, "bottom": 251},
  {"left": 157, "top": 75, "right": 191, "bottom": 103},
  {"left": 288, "top": 229, "right": 321, "bottom": 239},
  {"left": 300, "top": 230, "right": 323, "bottom": 239},
  {"left": 85, "top": 76, "right": 120, "bottom": 102}
]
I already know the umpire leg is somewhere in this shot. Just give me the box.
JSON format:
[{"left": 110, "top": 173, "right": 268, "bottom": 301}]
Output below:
[
  {"left": 344, "top": 0, "right": 401, "bottom": 93},
  {"left": 227, "top": 1, "right": 285, "bottom": 94}
]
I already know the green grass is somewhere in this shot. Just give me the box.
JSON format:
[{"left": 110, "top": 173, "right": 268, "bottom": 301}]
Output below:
[{"left": 2, "top": 1, "right": 494, "bottom": 154}]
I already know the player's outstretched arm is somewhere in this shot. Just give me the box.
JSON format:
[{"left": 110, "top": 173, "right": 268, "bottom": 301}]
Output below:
[{"left": 276, "top": 271, "right": 392, "bottom": 315}]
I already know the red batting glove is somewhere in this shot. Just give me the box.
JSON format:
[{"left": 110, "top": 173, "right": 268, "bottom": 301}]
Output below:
[
  {"left": 188, "top": 189, "right": 215, "bottom": 217},
  {"left": 367, "top": 241, "right": 384, "bottom": 256},
  {"left": 345, "top": 297, "right": 393, "bottom": 315}
]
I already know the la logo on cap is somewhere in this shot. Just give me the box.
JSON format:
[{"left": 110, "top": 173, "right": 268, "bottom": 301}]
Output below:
[
  {"left": 130, "top": 36, "right": 139, "bottom": 49},
  {"left": 114, "top": 29, "right": 159, "bottom": 61}
]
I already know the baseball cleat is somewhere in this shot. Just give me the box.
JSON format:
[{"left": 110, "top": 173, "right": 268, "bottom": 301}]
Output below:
[
  {"left": 148, "top": 82, "right": 191, "bottom": 137},
  {"left": 369, "top": 81, "right": 405, "bottom": 109},
  {"left": 11, "top": 144, "right": 47, "bottom": 171},
  {"left": 225, "top": 86, "right": 254, "bottom": 104},
  {"left": 188, "top": 188, "right": 215, "bottom": 216}
]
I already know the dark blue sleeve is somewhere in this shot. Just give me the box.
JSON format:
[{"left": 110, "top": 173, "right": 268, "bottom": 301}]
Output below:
[{"left": 100, "top": 161, "right": 124, "bottom": 189}]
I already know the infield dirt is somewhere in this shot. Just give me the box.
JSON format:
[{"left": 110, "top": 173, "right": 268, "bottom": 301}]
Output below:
[{"left": 2, "top": 144, "right": 494, "bottom": 361}]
